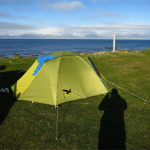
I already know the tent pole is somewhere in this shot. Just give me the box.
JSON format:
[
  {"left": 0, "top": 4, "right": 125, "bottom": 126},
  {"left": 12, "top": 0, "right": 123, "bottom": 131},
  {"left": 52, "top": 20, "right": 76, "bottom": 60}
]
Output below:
[{"left": 55, "top": 105, "right": 58, "bottom": 140}]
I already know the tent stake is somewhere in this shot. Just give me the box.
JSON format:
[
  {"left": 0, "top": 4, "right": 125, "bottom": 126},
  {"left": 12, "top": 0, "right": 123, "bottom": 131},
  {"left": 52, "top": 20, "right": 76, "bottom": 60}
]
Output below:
[{"left": 55, "top": 105, "right": 58, "bottom": 140}]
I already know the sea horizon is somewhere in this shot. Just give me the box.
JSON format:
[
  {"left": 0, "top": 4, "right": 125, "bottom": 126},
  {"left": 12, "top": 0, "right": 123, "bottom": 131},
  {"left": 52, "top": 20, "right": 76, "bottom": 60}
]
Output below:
[
  {"left": 0, "top": 38, "right": 150, "bottom": 40},
  {"left": 0, "top": 39, "right": 150, "bottom": 58}
]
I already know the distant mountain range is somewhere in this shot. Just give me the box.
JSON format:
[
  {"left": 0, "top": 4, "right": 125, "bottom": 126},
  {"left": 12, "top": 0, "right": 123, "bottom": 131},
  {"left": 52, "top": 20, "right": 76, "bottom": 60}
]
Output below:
[{"left": 0, "top": 33, "right": 150, "bottom": 39}]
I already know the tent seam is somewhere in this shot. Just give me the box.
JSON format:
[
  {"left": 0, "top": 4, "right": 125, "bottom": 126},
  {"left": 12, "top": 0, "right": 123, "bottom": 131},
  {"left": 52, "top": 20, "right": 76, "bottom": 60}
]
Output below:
[
  {"left": 56, "top": 56, "right": 66, "bottom": 105},
  {"left": 76, "top": 56, "right": 101, "bottom": 81},
  {"left": 76, "top": 55, "right": 109, "bottom": 93},
  {"left": 45, "top": 62, "right": 56, "bottom": 103},
  {"left": 19, "top": 70, "right": 41, "bottom": 99}
]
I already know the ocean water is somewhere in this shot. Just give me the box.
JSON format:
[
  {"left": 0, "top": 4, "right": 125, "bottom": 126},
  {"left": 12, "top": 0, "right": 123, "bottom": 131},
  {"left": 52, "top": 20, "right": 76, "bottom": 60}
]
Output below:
[{"left": 0, "top": 39, "right": 150, "bottom": 58}]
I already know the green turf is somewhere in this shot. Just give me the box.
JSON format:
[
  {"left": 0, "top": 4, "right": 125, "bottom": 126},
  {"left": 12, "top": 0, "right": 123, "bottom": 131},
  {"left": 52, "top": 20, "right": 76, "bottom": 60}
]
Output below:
[{"left": 0, "top": 49, "right": 150, "bottom": 149}]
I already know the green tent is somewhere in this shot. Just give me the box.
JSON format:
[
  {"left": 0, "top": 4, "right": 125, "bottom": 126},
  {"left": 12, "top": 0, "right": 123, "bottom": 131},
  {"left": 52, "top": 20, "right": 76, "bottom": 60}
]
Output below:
[{"left": 11, "top": 51, "right": 109, "bottom": 105}]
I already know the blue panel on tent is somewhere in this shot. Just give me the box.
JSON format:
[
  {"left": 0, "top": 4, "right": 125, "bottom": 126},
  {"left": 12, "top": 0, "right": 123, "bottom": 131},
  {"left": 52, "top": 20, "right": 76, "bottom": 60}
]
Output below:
[{"left": 33, "top": 55, "right": 57, "bottom": 75}]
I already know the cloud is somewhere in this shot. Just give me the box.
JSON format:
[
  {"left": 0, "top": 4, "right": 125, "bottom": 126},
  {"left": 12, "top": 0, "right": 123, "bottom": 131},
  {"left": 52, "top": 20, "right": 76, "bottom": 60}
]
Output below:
[
  {"left": 0, "top": 21, "right": 37, "bottom": 35},
  {"left": 89, "top": 0, "right": 98, "bottom": 2},
  {"left": 90, "top": 0, "right": 117, "bottom": 4},
  {"left": 98, "top": 11, "right": 122, "bottom": 17},
  {"left": 27, "top": 24, "right": 150, "bottom": 39},
  {"left": 18, "top": 16, "right": 29, "bottom": 19},
  {"left": 34, "top": 18, "right": 47, "bottom": 24},
  {"left": 40, "top": 1, "right": 85, "bottom": 11},
  {"left": 0, "top": 0, "right": 32, "bottom": 3},
  {"left": 0, "top": 11, "right": 29, "bottom": 20},
  {"left": 82, "top": 16, "right": 96, "bottom": 21},
  {"left": 1, "top": 32, "right": 150, "bottom": 39},
  {"left": 0, "top": 23, "right": 150, "bottom": 39},
  {"left": 0, "top": 12, "right": 15, "bottom": 18},
  {"left": 0, "top": 21, "right": 36, "bottom": 30}
]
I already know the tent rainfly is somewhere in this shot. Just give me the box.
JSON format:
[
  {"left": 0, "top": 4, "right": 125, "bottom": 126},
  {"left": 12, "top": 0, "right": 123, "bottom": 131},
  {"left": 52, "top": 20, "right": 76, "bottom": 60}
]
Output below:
[{"left": 11, "top": 51, "right": 109, "bottom": 105}]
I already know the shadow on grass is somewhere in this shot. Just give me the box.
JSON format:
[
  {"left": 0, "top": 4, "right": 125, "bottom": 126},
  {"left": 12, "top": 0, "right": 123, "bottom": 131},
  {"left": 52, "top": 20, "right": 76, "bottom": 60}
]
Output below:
[
  {"left": 0, "top": 70, "right": 25, "bottom": 125},
  {"left": 98, "top": 88, "right": 127, "bottom": 149},
  {"left": 0, "top": 92, "right": 17, "bottom": 125},
  {"left": 0, "top": 65, "right": 6, "bottom": 71},
  {"left": 0, "top": 70, "right": 25, "bottom": 87}
]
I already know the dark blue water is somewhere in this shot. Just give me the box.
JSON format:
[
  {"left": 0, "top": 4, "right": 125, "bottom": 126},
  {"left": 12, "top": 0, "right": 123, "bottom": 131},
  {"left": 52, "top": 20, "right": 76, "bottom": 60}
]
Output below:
[{"left": 0, "top": 39, "right": 150, "bottom": 58}]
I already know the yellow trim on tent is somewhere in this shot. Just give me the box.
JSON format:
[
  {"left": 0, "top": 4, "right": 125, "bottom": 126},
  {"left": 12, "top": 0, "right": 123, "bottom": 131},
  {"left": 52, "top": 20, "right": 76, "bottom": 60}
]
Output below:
[{"left": 16, "top": 60, "right": 39, "bottom": 98}]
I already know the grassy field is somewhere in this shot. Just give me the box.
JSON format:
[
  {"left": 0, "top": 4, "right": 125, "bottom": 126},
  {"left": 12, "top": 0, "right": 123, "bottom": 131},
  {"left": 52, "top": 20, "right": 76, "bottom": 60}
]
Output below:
[{"left": 0, "top": 49, "right": 150, "bottom": 149}]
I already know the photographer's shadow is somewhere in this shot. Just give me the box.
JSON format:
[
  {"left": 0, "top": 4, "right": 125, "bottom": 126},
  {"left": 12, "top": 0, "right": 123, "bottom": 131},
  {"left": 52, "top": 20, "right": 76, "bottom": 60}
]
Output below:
[{"left": 98, "top": 88, "right": 127, "bottom": 149}]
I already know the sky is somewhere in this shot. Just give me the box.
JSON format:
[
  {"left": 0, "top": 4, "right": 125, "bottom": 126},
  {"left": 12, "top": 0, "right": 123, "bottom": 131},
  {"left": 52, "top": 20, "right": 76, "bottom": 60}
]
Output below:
[{"left": 0, "top": 0, "right": 150, "bottom": 39}]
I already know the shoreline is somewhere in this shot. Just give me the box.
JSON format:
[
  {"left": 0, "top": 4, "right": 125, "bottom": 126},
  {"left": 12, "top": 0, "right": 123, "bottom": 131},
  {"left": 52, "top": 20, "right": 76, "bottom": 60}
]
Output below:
[{"left": 0, "top": 48, "right": 150, "bottom": 59}]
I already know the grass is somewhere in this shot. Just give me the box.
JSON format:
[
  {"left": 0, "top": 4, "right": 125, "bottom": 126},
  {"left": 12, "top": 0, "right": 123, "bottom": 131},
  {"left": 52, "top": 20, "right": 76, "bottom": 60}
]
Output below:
[{"left": 0, "top": 49, "right": 150, "bottom": 149}]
